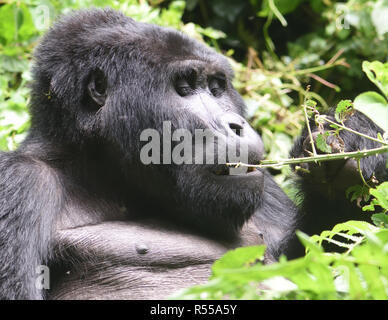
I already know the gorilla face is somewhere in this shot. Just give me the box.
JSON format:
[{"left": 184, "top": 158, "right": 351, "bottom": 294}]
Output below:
[{"left": 31, "top": 9, "right": 265, "bottom": 237}]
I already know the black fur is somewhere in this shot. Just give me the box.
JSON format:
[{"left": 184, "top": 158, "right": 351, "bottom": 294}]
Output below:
[
  {"left": 0, "top": 8, "right": 386, "bottom": 299},
  {"left": 287, "top": 110, "right": 388, "bottom": 256}
]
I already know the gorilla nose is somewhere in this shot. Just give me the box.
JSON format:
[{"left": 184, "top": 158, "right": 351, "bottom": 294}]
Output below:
[
  {"left": 217, "top": 112, "right": 264, "bottom": 162},
  {"left": 228, "top": 122, "right": 244, "bottom": 137},
  {"left": 219, "top": 113, "right": 249, "bottom": 138}
]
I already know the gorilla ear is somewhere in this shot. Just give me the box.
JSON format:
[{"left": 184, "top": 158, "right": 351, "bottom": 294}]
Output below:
[{"left": 87, "top": 68, "right": 107, "bottom": 108}]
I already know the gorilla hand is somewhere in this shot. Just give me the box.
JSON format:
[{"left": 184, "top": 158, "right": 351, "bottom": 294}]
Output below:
[{"left": 290, "top": 110, "right": 387, "bottom": 199}]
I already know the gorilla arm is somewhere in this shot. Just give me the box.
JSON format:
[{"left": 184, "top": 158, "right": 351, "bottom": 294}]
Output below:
[
  {"left": 0, "top": 153, "right": 63, "bottom": 300},
  {"left": 49, "top": 218, "right": 267, "bottom": 300},
  {"left": 253, "top": 171, "right": 298, "bottom": 260}
]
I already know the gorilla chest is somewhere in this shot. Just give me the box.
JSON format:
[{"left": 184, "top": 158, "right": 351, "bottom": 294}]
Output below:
[{"left": 49, "top": 219, "right": 265, "bottom": 299}]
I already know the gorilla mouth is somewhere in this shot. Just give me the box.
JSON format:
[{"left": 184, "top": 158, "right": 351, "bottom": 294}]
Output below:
[{"left": 212, "top": 165, "right": 258, "bottom": 176}]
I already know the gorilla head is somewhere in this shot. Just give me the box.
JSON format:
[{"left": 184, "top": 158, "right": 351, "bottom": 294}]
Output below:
[{"left": 30, "top": 9, "right": 265, "bottom": 238}]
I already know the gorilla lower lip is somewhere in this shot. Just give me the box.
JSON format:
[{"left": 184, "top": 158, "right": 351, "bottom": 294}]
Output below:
[{"left": 213, "top": 166, "right": 229, "bottom": 175}]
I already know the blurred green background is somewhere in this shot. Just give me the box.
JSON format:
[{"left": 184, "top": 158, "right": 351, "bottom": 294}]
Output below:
[{"left": 0, "top": 0, "right": 387, "bottom": 192}]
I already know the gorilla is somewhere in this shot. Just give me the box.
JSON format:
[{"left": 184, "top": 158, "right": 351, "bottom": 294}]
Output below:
[{"left": 0, "top": 8, "right": 386, "bottom": 300}]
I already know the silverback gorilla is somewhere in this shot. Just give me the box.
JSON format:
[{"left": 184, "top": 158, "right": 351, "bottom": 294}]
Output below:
[{"left": 0, "top": 9, "right": 386, "bottom": 300}]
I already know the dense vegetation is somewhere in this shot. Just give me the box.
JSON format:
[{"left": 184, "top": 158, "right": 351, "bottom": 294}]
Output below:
[{"left": 0, "top": 0, "right": 387, "bottom": 300}]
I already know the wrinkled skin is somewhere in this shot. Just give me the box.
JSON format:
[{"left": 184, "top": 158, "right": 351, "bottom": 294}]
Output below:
[{"left": 0, "top": 9, "right": 386, "bottom": 300}]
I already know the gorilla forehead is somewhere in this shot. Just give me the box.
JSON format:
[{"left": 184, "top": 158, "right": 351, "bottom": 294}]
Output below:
[{"left": 40, "top": 8, "right": 232, "bottom": 77}]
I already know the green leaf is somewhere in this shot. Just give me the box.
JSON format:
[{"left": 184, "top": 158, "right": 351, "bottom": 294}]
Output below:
[
  {"left": 195, "top": 25, "right": 226, "bottom": 40},
  {"left": 335, "top": 99, "right": 353, "bottom": 122},
  {"left": 371, "top": 0, "right": 388, "bottom": 37},
  {"left": 305, "top": 98, "right": 317, "bottom": 108},
  {"left": 331, "top": 220, "right": 377, "bottom": 235},
  {"left": 0, "top": 3, "right": 37, "bottom": 45},
  {"left": 362, "top": 200, "right": 379, "bottom": 212},
  {"left": 312, "top": 220, "right": 377, "bottom": 250},
  {"left": 372, "top": 213, "right": 388, "bottom": 228},
  {"left": 263, "top": 131, "right": 293, "bottom": 160},
  {"left": 362, "top": 61, "right": 388, "bottom": 99},
  {"left": 354, "top": 91, "right": 388, "bottom": 132},
  {"left": 18, "top": 4, "right": 37, "bottom": 41},
  {"left": 0, "top": 4, "right": 18, "bottom": 44},
  {"left": 315, "top": 133, "right": 332, "bottom": 153},
  {"left": 369, "top": 182, "right": 388, "bottom": 211},
  {"left": 296, "top": 231, "right": 323, "bottom": 254},
  {"left": 211, "top": 246, "right": 266, "bottom": 277},
  {"left": 342, "top": 262, "right": 367, "bottom": 299},
  {"left": 0, "top": 55, "right": 29, "bottom": 73},
  {"left": 346, "top": 184, "right": 370, "bottom": 203}
]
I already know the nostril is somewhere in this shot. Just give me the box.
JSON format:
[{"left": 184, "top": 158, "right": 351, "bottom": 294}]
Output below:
[{"left": 229, "top": 123, "right": 244, "bottom": 137}]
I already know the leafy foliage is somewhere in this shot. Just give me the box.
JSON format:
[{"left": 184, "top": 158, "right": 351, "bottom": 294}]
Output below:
[
  {"left": 315, "top": 132, "right": 332, "bottom": 154},
  {"left": 354, "top": 61, "right": 388, "bottom": 132},
  {"left": 335, "top": 99, "right": 353, "bottom": 123},
  {"left": 173, "top": 183, "right": 388, "bottom": 300}
]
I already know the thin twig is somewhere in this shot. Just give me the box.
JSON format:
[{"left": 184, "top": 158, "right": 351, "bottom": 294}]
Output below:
[
  {"left": 302, "top": 96, "right": 318, "bottom": 158},
  {"left": 227, "top": 145, "right": 388, "bottom": 169},
  {"left": 268, "top": 0, "right": 287, "bottom": 26},
  {"left": 327, "top": 48, "right": 345, "bottom": 66},
  {"left": 321, "top": 116, "right": 388, "bottom": 146},
  {"left": 290, "top": 62, "right": 342, "bottom": 76},
  {"left": 357, "top": 158, "right": 372, "bottom": 189},
  {"left": 308, "top": 73, "right": 340, "bottom": 91}
]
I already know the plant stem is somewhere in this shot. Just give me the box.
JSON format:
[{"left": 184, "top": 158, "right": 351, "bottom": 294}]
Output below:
[
  {"left": 268, "top": 0, "right": 287, "bottom": 26},
  {"left": 290, "top": 62, "right": 341, "bottom": 76},
  {"left": 303, "top": 103, "right": 318, "bottom": 157},
  {"left": 357, "top": 158, "right": 372, "bottom": 189},
  {"left": 263, "top": 11, "right": 276, "bottom": 59},
  {"left": 227, "top": 145, "right": 388, "bottom": 169},
  {"left": 323, "top": 117, "right": 388, "bottom": 146}
]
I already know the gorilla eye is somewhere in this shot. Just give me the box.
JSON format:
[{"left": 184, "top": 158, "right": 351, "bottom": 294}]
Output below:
[
  {"left": 174, "top": 68, "right": 197, "bottom": 97},
  {"left": 87, "top": 68, "right": 107, "bottom": 108},
  {"left": 94, "top": 75, "right": 107, "bottom": 95},
  {"left": 208, "top": 76, "right": 226, "bottom": 97},
  {"left": 174, "top": 78, "right": 193, "bottom": 97}
]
